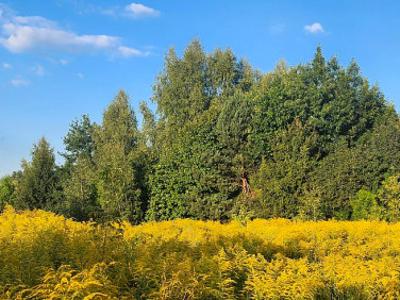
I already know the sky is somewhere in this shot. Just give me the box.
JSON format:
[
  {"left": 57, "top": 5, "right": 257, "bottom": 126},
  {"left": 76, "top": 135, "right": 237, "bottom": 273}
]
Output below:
[{"left": 0, "top": 0, "right": 400, "bottom": 176}]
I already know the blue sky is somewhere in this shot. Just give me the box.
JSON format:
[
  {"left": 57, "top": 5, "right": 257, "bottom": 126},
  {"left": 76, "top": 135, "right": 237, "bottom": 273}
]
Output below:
[{"left": 0, "top": 0, "right": 400, "bottom": 176}]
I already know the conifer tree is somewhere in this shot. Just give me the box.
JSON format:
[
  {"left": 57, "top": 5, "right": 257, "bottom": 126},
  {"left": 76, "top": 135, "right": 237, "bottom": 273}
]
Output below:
[
  {"left": 62, "top": 114, "right": 95, "bottom": 165},
  {"left": 15, "top": 137, "right": 58, "bottom": 209},
  {"left": 62, "top": 114, "right": 98, "bottom": 220}
]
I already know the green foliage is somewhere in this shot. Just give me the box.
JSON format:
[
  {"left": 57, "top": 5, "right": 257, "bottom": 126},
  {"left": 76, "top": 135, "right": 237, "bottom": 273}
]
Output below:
[
  {"left": 298, "top": 186, "right": 323, "bottom": 221},
  {"left": 312, "top": 112, "right": 400, "bottom": 219},
  {"left": 148, "top": 42, "right": 257, "bottom": 220},
  {"left": 251, "top": 48, "right": 385, "bottom": 160},
  {"left": 0, "top": 175, "right": 17, "bottom": 210},
  {"left": 62, "top": 114, "right": 95, "bottom": 165},
  {"left": 252, "top": 120, "right": 319, "bottom": 218},
  {"left": 15, "top": 137, "right": 59, "bottom": 210},
  {"left": 94, "top": 90, "right": 144, "bottom": 223},
  {"left": 147, "top": 105, "right": 237, "bottom": 220},
  {"left": 62, "top": 156, "right": 99, "bottom": 221},
  {"left": 5, "top": 41, "right": 400, "bottom": 222},
  {"left": 139, "top": 101, "right": 157, "bottom": 148},
  {"left": 154, "top": 40, "right": 209, "bottom": 134},
  {"left": 378, "top": 174, "right": 400, "bottom": 222},
  {"left": 350, "top": 189, "right": 380, "bottom": 220}
]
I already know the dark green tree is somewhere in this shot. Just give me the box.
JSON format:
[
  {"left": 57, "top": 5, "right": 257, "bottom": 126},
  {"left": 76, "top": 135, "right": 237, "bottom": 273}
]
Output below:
[
  {"left": 15, "top": 138, "right": 58, "bottom": 210},
  {"left": 62, "top": 156, "right": 99, "bottom": 221},
  {"left": 62, "top": 114, "right": 95, "bottom": 165},
  {"left": 148, "top": 41, "right": 257, "bottom": 220},
  {"left": 252, "top": 120, "right": 319, "bottom": 218},
  {"left": 60, "top": 114, "right": 99, "bottom": 220}
]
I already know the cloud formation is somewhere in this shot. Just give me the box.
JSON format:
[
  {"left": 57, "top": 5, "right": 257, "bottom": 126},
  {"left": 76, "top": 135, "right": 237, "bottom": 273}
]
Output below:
[
  {"left": 10, "top": 78, "right": 30, "bottom": 87},
  {"left": 0, "top": 5, "right": 147, "bottom": 57},
  {"left": 304, "top": 22, "right": 324, "bottom": 34},
  {"left": 32, "top": 64, "right": 45, "bottom": 76},
  {"left": 2, "top": 62, "right": 11, "bottom": 69},
  {"left": 125, "top": 3, "right": 160, "bottom": 18},
  {"left": 118, "top": 45, "right": 149, "bottom": 57},
  {"left": 59, "top": 59, "right": 69, "bottom": 65}
]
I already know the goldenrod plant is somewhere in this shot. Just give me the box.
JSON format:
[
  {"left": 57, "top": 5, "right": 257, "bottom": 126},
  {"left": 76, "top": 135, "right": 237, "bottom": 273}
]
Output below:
[{"left": 2, "top": 207, "right": 400, "bottom": 299}]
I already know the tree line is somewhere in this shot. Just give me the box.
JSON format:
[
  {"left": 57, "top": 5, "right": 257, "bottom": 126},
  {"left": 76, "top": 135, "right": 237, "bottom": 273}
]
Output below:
[{"left": 1, "top": 40, "right": 400, "bottom": 222}]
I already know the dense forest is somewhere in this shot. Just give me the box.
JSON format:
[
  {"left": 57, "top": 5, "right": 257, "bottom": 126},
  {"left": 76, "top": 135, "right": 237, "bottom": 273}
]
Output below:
[{"left": 1, "top": 40, "right": 400, "bottom": 223}]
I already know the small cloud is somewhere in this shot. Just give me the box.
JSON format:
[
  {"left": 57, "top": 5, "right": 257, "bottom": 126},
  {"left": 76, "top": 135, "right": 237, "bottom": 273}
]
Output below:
[
  {"left": 269, "top": 23, "right": 286, "bottom": 35},
  {"left": 118, "top": 46, "right": 149, "bottom": 57},
  {"left": 76, "top": 72, "right": 84, "bottom": 79},
  {"left": 100, "top": 7, "right": 118, "bottom": 16},
  {"left": 304, "top": 22, "right": 324, "bottom": 34},
  {"left": 10, "top": 77, "right": 30, "bottom": 87},
  {"left": 2, "top": 62, "right": 12, "bottom": 69},
  {"left": 32, "top": 64, "right": 45, "bottom": 76},
  {"left": 125, "top": 3, "right": 160, "bottom": 18},
  {"left": 59, "top": 59, "right": 69, "bottom": 65}
]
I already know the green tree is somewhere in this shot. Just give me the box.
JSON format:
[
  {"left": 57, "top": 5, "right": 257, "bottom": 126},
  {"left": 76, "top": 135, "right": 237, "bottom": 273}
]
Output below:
[
  {"left": 378, "top": 174, "right": 400, "bottom": 222},
  {"left": 0, "top": 174, "right": 18, "bottom": 210},
  {"left": 62, "top": 156, "right": 99, "bottom": 221},
  {"left": 154, "top": 40, "right": 209, "bottom": 137},
  {"left": 147, "top": 105, "right": 236, "bottom": 220},
  {"left": 312, "top": 141, "right": 359, "bottom": 219},
  {"left": 312, "top": 112, "right": 400, "bottom": 219},
  {"left": 61, "top": 114, "right": 98, "bottom": 220},
  {"left": 148, "top": 41, "right": 256, "bottom": 221},
  {"left": 350, "top": 189, "right": 380, "bottom": 220},
  {"left": 5, "top": 43, "right": 398, "bottom": 223},
  {"left": 62, "top": 114, "right": 95, "bottom": 165},
  {"left": 251, "top": 48, "right": 386, "bottom": 161},
  {"left": 252, "top": 120, "right": 319, "bottom": 218},
  {"left": 15, "top": 138, "right": 58, "bottom": 210},
  {"left": 94, "top": 91, "right": 144, "bottom": 222},
  {"left": 298, "top": 185, "right": 323, "bottom": 221},
  {"left": 139, "top": 101, "right": 157, "bottom": 149}
]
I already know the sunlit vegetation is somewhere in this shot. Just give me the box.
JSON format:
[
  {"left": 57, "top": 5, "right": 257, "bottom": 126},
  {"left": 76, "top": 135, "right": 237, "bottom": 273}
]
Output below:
[
  {"left": 1, "top": 41, "right": 400, "bottom": 224},
  {"left": 1, "top": 40, "right": 400, "bottom": 298},
  {"left": 1, "top": 207, "right": 400, "bottom": 299}
]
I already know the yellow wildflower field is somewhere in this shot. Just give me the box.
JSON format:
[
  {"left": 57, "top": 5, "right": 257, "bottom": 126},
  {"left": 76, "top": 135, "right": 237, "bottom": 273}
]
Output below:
[{"left": 1, "top": 207, "right": 400, "bottom": 299}]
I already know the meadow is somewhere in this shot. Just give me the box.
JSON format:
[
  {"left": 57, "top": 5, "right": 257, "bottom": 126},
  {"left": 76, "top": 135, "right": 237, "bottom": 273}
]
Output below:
[{"left": 0, "top": 207, "right": 399, "bottom": 299}]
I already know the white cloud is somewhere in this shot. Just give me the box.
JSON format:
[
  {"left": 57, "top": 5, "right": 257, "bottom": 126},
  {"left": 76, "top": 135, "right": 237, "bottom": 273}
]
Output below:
[
  {"left": 59, "top": 59, "right": 69, "bottom": 65},
  {"left": 304, "top": 22, "right": 324, "bottom": 34},
  {"left": 118, "top": 46, "right": 149, "bottom": 57},
  {"left": 100, "top": 7, "right": 118, "bottom": 17},
  {"left": 269, "top": 23, "right": 286, "bottom": 35},
  {"left": 77, "top": 72, "right": 84, "bottom": 79},
  {"left": 10, "top": 78, "right": 30, "bottom": 87},
  {"left": 0, "top": 22, "right": 119, "bottom": 53},
  {"left": 125, "top": 3, "right": 160, "bottom": 18},
  {"left": 2, "top": 62, "right": 12, "bottom": 69},
  {"left": 13, "top": 16, "right": 55, "bottom": 27},
  {"left": 0, "top": 6, "right": 146, "bottom": 57},
  {"left": 32, "top": 64, "right": 45, "bottom": 76}
]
